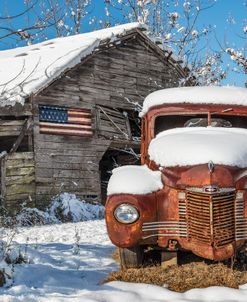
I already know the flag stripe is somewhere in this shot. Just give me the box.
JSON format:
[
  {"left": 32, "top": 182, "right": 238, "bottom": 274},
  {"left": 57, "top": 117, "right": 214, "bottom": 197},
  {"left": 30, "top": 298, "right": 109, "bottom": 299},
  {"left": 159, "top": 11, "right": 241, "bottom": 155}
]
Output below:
[
  {"left": 40, "top": 122, "right": 92, "bottom": 129},
  {"left": 69, "top": 113, "right": 92, "bottom": 118},
  {"left": 40, "top": 130, "right": 93, "bottom": 137},
  {"left": 68, "top": 111, "right": 92, "bottom": 117},
  {"left": 69, "top": 109, "right": 91, "bottom": 114},
  {"left": 68, "top": 117, "right": 92, "bottom": 123},
  {"left": 40, "top": 127, "right": 93, "bottom": 135}
]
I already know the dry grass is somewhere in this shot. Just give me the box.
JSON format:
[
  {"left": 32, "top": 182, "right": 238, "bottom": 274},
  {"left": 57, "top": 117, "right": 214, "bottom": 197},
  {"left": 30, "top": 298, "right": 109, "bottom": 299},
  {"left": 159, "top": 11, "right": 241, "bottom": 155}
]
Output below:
[{"left": 105, "top": 250, "right": 247, "bottom": 292}]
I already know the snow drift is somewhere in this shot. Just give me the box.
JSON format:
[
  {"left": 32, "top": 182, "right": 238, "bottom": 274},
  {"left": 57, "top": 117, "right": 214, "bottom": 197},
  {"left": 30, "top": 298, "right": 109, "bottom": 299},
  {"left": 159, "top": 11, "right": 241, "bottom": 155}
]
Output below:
[{"left": 16, "top": 193, "right": 104, "bottom": 225}]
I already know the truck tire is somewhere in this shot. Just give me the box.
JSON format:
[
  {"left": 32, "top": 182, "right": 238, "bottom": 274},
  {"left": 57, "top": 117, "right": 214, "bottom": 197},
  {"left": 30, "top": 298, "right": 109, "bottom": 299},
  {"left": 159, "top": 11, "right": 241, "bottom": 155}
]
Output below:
[{"left": 119, "top": 246, "right": 144, "bottom": 269}]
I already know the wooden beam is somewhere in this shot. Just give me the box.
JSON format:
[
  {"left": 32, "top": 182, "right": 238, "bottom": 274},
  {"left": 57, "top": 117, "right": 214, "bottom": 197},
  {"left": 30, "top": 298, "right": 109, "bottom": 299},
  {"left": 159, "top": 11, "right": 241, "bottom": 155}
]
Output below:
[
  {"left": 0, "top": 154, "right": 7, "bottom": 206},
  {"left": 9, "top": 118, "right": 33, "bottom": 154},
  {"left": 110, "top": 140, "right": 140, "bottom": 149},
  {"left": 125, "top": 113, "right": 132, "bottom": 140}
]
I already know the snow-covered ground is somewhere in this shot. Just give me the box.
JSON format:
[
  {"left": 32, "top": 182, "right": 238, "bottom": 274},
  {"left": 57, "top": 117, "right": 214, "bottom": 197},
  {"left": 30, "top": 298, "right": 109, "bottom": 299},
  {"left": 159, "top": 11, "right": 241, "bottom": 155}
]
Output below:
[
  {"left": 0, "top": 220, "right": 247, "bottom": 301},
  {"left": 0, "top": 220, "right": 116, "bottom": 301}
]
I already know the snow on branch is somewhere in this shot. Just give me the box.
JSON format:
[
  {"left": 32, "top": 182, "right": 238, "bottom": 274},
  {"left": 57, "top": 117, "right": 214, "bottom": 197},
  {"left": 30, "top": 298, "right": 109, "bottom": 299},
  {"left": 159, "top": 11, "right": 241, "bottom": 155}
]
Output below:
[{"left": 226, "top": 48, "right": 247, "bottom": 73}]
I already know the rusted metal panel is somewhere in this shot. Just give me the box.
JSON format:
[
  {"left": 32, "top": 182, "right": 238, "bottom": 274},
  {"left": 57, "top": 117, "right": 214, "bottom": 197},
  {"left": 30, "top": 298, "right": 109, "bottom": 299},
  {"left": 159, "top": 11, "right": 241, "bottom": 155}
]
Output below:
[{"left": 105, "top": 193, "right": 157, "bottom": 247}]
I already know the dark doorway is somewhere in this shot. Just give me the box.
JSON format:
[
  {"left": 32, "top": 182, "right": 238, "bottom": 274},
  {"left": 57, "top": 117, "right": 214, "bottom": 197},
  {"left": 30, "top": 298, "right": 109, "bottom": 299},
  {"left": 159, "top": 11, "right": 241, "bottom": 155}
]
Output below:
[{"left": 99, "top": 147, "right": 140, "bottom": 204}]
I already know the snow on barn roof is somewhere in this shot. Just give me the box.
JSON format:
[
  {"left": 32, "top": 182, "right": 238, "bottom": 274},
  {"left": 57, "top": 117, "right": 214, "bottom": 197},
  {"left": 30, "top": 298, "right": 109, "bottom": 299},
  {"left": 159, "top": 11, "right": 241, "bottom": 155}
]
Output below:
[
  {"left": 0, "top": 23, "right": 144, "bottom": 107},
  {"left": 141, "top": 86, "right": 247, "bottom": 116}
]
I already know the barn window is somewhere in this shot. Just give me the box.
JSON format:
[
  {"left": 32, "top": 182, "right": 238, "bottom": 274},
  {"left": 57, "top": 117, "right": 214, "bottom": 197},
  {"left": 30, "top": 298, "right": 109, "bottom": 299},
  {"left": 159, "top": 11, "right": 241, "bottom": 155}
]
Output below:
[
  {"left": 95, "top": 105, "right": 133, "bottom": 140},
  {"left": 39, "top": 105, "right": 93, "bottom": 137},
  {"left": 0, "top": 117, "right": 32, "bottom": 153}
]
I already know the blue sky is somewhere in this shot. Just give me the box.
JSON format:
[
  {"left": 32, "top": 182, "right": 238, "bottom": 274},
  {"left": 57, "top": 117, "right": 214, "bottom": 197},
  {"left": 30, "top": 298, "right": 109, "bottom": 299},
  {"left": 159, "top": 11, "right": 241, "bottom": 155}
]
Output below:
[
  {"left": 0, "top": 0, "right": 246, "bottom": 86},
  {"left": 195, "top": 0, "right": 246, "bottom": 86}
]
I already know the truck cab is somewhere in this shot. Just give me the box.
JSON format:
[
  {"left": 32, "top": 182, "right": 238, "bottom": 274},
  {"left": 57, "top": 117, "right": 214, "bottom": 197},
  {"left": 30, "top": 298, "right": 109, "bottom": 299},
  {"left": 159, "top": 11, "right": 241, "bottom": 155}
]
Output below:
[{"left": 105, "top": 86, "right": 247, "bottom": 268}]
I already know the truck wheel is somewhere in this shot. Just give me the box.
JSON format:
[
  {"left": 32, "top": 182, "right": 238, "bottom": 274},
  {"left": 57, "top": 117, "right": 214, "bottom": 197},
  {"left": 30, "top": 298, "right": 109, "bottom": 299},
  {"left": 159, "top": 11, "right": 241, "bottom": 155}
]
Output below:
[{"left": 119, "top": 246, "right": 144, "bottom": 269}]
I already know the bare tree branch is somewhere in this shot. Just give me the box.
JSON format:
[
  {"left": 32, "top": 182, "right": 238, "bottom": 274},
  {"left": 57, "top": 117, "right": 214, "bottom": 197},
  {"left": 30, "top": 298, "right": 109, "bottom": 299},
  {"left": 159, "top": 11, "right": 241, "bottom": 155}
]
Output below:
[{"left": 0, "top": 0, "right": 38, "bottom": 20}]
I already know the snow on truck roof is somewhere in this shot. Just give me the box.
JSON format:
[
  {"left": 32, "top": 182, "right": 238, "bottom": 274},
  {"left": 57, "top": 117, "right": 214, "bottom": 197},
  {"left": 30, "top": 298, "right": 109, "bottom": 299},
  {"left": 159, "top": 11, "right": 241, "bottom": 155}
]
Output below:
[
  {"left": 140, "top": 86, "right": 247, "bottom": 116},
  {"left": 0, "top": 23, "right": 144, "bottom": 107}
]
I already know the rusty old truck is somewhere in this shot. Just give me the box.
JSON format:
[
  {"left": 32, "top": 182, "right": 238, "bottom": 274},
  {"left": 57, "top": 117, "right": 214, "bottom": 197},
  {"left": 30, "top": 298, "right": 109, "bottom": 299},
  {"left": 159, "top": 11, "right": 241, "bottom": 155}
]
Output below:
[{"left": 105, "top": 86, "right": 247, "bottom": 268}]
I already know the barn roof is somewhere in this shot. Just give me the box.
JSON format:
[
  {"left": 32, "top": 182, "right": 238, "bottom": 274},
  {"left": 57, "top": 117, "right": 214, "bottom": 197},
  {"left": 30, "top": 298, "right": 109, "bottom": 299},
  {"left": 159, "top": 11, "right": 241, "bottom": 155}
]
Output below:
[
  {"left": 140, "top": 86, "right": 247, "bottom": 116},
  {"left": 0, "top": 23, "right": 142, "bottom": 107},
  {"left": 0, "top": 23, "right": 184, "bottom": 108}
]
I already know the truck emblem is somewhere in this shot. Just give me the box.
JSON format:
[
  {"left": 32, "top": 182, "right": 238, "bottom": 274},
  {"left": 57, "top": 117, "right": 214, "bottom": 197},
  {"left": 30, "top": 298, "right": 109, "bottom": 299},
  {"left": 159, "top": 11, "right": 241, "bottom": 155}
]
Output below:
[
  {"left": 203, "top": 185, "right": 219, "bottom": 193},
  {"left": 208, "top": 161, "right": 214, "bottom": 173}
]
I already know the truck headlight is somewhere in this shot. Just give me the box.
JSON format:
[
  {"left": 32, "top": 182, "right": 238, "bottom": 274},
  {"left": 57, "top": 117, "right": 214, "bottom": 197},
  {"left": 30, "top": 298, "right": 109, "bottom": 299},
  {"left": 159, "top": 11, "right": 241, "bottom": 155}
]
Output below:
[{"left": 114, "top": 204, "right": 139, "bottom": 224}]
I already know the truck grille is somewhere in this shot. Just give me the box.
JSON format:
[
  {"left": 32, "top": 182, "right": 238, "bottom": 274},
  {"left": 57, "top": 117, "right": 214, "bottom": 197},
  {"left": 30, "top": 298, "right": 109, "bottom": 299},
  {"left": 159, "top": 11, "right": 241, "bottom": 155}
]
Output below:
[
  {"left": 187, "top": 191, "right": 235, "bottom": 247},
  {"left": 235, "top": 197, "right": 247, "bottom": 240}
]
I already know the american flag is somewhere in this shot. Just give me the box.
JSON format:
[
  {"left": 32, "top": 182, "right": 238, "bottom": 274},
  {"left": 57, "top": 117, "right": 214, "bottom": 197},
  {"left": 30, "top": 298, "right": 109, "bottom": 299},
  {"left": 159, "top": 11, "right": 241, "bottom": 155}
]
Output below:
[{"left": 39, "top": 105, "right": 93, "bottom": 137}]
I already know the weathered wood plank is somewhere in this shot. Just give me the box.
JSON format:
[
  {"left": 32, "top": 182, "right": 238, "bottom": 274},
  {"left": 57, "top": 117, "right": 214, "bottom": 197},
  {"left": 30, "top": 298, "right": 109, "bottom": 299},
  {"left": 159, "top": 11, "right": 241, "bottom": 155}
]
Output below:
[
  {"left": 1, "top": 155, "right": 7, "bottom": 202},
  {"left": 5, "top": 193, "right": 35, "bottom": 202},
  {"left": 35, "top": 155, "right": 97, "bottom": 165},
  {"left": 35, "top": 192, "right": 99, "bottom": 201},
  {"left": 5, "top": 184, "right": 36, "bottom": 196},
  {"left": 6, "top": 166, "right": 35, "bottom": 177},
  {"left": 6, "top": 152, "right": 34, "bottom": 160},
  {"left": 53, "top": 169, "right": 99, "bottom": 178},
  {"left": 6, "top": 159, "right": 34, "bottom": 168},
  {"left": 36, "top": 173, "right": 98, "bottom": 183},
  {"left": 34, "top": 140, "right": 98, "bottom": 151},
  {"left": 35, "top": 148, "right": 98, "bottom": 157},
  {"left": 36, "top": 186, "right": 100, "bottom": 195},
  {"left": 0, "top": 121, "right": 28, "bottom": 137},
  {"left": 35, "top": 166, "right": 99, "bottom": 179},
  {"left": 35, "top": 175, "right": 99, "bottom": 188},
  {"left": 0, "top": 120, "right": 25, "bottom": 127},
  {"left": 5, "top": 174, "right": 35, "bottom": 185},
  {"left": 35, "top": 161, "right": 99, "bottom": 171},
  {"left": 34, "top": 146, "right": 100, "bottom": 156}
]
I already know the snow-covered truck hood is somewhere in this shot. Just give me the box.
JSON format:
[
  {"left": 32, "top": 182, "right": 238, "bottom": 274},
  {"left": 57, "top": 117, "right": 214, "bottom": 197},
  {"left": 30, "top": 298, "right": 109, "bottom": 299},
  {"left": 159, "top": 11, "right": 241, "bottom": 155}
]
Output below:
[{"left": 148, "top": 127, "right": 247, "bottom": 168}]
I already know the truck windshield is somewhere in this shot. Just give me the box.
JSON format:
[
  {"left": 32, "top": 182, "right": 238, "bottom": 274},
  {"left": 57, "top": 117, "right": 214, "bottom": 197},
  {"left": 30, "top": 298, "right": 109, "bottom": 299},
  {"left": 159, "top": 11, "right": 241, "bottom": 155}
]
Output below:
[
  {"left": 154, "top": 115, "right": 247, "bottom": 136},
  {"left": 184, "top": 118, "right": 231, "bottom": 128}
]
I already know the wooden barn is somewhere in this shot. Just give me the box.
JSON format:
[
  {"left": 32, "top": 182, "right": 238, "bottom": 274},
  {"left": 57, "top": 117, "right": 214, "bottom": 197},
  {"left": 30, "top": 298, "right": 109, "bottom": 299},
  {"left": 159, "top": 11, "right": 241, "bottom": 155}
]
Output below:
[{"left": 0, "top": 23, "right": 188, "bottom": 213}]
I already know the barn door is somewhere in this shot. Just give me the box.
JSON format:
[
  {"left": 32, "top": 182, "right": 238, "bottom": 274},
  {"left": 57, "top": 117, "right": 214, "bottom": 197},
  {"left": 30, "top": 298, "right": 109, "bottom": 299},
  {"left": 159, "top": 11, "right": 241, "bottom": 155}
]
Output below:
[
  {"left": 96, "top": 105, "right": 132, "bottom": 140},
  {"left": 0, "top": 152, "right": 35, "bottom": 213}
]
